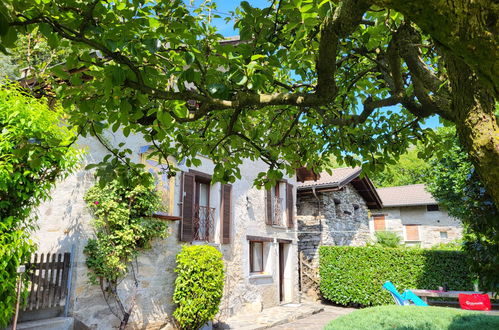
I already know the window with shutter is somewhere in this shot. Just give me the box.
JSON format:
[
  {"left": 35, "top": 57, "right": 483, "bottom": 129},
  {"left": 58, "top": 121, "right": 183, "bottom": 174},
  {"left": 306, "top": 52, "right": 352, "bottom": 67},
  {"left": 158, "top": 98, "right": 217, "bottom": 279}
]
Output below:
[
  {"left": 286, "top": 183, "right": 294, "bottom": 228},
  {"left": 373, "top": 215, "right": 386, "bottom": 231},
  {"left": 265, "top": 189, "right": 273, "bottom": 225},
  {"left": 180, "top": 172, "right": 195, "bottom": 242},
  {"left": 221, "top": 184, "right": 232, "bottom": 244},
  {"left": 405, "top": 225, "right": 420, "bottom": 241}
]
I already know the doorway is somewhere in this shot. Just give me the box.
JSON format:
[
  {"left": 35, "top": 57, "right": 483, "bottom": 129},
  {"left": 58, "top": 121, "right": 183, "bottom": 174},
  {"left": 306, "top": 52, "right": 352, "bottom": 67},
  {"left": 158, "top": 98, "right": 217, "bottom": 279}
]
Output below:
[{"left": 278, "top": 242, "right": 292, "bottom": 303}]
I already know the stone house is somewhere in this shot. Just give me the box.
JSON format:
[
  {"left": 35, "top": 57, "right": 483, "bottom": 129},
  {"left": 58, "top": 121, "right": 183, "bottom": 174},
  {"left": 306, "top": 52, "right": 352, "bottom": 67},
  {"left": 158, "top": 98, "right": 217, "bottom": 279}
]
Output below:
[
  {"left": 30, "top": 131, "right": 299, "bottom": 329},
  {"left": 296, "top": 169, "right": 463, "bottom": 265},
  {"left": 371, "top": 184, "right": 463, "bottom": 248},
  {"left": 296, "top": 167, "right": 382, "bottom": 265}
]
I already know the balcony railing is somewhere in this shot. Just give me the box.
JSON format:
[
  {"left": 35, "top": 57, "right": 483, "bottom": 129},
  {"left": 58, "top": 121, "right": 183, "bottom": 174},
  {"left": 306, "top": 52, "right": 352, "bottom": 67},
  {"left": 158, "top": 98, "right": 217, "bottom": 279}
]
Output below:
[
  {"left": 272, "top": 197, "right": 284, "bottom": 226},
  {"left": 193, "top": 205, "right": 215, "bottom": 242}
]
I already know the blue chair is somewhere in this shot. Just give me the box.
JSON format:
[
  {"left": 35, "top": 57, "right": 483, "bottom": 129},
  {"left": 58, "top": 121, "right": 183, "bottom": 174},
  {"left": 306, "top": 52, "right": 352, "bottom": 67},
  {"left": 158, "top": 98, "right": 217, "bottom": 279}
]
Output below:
[{"left": 382, "top": 281, "right": 428, "bottom": 306}]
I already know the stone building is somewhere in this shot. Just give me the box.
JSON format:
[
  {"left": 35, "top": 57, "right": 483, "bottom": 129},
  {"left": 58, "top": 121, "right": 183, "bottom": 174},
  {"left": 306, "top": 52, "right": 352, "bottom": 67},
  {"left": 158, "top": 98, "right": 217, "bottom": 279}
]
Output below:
[
  {"left": 296, "top": 167, "right": 382, "bottom": 265},
  {"left": 296, "top": 169, "right": 463, "bottom": 265},
  {"left": 30, "top": 131, "right": 299, "bottom": 329},
  {"left": 372, "top": 184, "right": 462, "bottom": 248}
]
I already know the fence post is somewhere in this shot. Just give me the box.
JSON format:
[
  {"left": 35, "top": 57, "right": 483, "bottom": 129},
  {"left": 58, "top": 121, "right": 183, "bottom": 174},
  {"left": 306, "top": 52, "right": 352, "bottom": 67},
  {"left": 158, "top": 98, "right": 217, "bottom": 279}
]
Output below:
[{"left": 63, "top": 245, "right": 75, "bottom": 317}]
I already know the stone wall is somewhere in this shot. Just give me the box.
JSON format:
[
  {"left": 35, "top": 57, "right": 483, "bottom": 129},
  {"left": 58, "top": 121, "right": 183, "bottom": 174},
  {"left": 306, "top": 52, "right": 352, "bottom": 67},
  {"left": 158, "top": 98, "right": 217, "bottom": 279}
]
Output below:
[
  {"left": 31, "top": 131, "right": 299, "bottom": 329},
  {"left": 297, "top": 184, "right": 371, "bottom": 265}
]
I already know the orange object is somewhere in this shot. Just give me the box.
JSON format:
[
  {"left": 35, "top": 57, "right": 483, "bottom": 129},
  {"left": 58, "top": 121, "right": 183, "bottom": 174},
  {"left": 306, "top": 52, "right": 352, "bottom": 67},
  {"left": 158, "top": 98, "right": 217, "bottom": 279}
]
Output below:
[{"left": 458, "top": 293, "right": 491, "bottom": 311}]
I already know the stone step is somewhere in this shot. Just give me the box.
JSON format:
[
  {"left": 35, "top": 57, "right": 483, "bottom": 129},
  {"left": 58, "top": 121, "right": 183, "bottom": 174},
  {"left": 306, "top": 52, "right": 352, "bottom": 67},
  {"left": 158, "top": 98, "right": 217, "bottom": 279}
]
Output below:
[{"left": 16, "top": 317, "right": 74, "bottom": 330}]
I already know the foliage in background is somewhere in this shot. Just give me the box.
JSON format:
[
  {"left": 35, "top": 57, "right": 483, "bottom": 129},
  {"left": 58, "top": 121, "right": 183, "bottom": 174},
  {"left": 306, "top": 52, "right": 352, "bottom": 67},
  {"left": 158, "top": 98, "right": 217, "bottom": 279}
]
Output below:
[
  {"left": 0, "top": 82, "right": 78, "bottom": 327},
  {"left": 319, "top": 246, "right": 473, "bottom": 307},
  {"left": 426, "top": 127, "right": 499, "bottom": 293},
  {"left": 173, "top": 245, "right": 225, "bottom": 330},
  {"left": 374, "top": 231, "right": 402, "bottom": 248},
  {"left": 84, "top": 172, "right": 168, "bottom": 329},
  {"left": 325, "top": 305, "right": 499, "bottom": 330},
  {"left": 368, "top": 146, "right": 431, "bottom": 188},
  {"left": 430, "top": 239, "right": 463, "bottom": 251}
]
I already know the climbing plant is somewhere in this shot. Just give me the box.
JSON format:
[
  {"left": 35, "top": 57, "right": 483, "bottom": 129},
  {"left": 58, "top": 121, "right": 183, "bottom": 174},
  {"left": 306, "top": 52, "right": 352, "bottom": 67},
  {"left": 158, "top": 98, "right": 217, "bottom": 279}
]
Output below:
[
  {"left": 0, "top": 81, "right": 78, "bottom": 327},
  {"left": 84, "top": 171, "right": 168, "bottom": 329}
]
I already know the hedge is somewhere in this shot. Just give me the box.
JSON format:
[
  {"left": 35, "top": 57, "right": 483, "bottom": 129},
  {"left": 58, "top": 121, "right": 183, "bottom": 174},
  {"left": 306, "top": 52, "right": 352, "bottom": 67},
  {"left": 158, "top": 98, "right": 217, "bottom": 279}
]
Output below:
[
  {"left": 319, "top": 246, "right": 473, "bottom": 306},
  {"left": 173, "top": 245, "right": 225, "bottom": 330}
]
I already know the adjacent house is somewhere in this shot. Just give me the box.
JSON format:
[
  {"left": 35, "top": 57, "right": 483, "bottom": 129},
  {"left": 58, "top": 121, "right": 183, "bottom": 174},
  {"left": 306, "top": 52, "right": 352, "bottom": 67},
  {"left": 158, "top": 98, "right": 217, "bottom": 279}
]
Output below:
[
  {"left": 296, "top": 168, "right": 463, "bottom": 263},
  {"left": 30, "top": 131, "right": 299, "bottom": 329},
  {"left": 371, "top": 184, "right": 463, "bottom": 247},
  {"left": 296, "top": 167, "right": 382, "bottom": 265}
]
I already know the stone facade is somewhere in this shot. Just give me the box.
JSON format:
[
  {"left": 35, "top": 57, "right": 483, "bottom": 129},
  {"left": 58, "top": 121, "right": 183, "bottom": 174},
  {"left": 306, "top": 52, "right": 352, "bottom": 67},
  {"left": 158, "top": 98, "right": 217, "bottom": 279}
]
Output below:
[
  {"left": 296, "top": 184, "right": 371, "bottom": 265},
  {"left": 370, "top": 206, "right": 463, "bottom": 248},
  {"left": 30, "top": 131, "right": 299, "bottom": 329}
]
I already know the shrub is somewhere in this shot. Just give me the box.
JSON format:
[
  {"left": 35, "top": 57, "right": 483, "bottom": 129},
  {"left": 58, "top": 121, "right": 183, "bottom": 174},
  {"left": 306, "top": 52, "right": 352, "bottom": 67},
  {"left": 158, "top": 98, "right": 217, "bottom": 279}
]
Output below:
[
  {"left": 374, "top": 231, "right": 401, "bottom": 247},
  {"left": 173, "top": 245, "right": 225, "bottom": 330},
  {"left": 319, "top": 246, "right": 473, "bottom": 306},
  {"left": 326, "top": 305, "right": 499, "bottom": 330},
  {"left": 0, "top": 82, "right": 78, "bottom": 327}
]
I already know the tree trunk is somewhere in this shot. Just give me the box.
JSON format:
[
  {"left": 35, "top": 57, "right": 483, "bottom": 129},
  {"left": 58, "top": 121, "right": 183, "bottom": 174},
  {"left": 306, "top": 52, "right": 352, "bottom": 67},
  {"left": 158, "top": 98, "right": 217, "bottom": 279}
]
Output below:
[
  {"left": 371, "top": 0, "right": 498, "bottom": 95},
  {"left": 445, "top": 54, "right": 499, "bottom": 208}
]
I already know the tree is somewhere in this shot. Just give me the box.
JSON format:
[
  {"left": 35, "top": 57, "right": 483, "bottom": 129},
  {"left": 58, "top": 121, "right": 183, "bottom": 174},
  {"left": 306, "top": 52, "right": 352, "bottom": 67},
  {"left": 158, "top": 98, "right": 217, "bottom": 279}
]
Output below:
[
  {"left": 0, "top": 2, "right": 496, "bottom": 198},
  {"left": 0, "top": 82, "right": 78, "bottom": 326},
  {"left": 427, "top": 127, "right": 499, "bottom": 292},
  {"left": 369, "top": 146, "right": 430, "bottom": 187}
]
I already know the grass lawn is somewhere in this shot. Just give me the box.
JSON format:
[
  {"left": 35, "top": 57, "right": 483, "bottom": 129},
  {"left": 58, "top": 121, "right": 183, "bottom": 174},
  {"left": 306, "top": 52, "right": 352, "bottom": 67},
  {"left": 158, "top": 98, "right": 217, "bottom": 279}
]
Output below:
[{"left": 325, "top": 306, "right": 499, "bottom": 330}]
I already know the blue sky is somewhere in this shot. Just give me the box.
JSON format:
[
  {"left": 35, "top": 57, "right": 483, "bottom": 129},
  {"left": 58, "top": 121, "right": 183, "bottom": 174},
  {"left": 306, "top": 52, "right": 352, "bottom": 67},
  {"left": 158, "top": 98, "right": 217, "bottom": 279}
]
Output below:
[{"left": 186, "top": 1, "right": 440, "bottom": 129}]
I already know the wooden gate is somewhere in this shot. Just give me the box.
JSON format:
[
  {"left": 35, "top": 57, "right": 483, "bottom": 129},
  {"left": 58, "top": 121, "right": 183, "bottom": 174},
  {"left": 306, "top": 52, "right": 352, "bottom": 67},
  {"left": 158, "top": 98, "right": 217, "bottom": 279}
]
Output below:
[
  {"left": 299, "top": 252, "right": 320, "bottom": 299},
  {"left": 23, "top": 252, "right": 71, "bottom": 311}
]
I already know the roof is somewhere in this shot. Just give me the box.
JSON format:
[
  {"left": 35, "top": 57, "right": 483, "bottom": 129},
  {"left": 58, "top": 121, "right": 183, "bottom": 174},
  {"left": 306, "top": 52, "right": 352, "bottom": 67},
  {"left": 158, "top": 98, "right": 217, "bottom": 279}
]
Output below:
[
  {"left": 297, "top": 167, "right": 362, "bottom": 189},
  {"left": 377, "top": 184, "right": 437, "bottom": 207},
  {"left": 297, "top": 167, "right": 382, "bottom": 209}
]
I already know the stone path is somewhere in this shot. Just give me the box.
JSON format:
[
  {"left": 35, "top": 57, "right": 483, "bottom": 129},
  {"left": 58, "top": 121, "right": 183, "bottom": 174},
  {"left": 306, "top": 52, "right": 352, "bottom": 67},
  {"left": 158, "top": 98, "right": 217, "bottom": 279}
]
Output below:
[
  {"left": 215, "top": 302, "right": 355, "bottom": 330},
  {"left": 268, "top": 305, "right": 355, "bottom": 330}
]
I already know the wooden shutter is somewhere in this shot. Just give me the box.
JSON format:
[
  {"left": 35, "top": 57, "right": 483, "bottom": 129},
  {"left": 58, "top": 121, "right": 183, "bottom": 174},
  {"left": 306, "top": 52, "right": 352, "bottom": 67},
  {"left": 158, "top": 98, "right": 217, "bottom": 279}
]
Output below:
[
  {"left": 181, "top": 172, "right": 195, "bottom": 242},
  {"left": 286, "top": 183, "right": 294, "bottom": 228},
  {"left": 405, "top": 225, "right": 420, "bottom": 241},
  {"left": 221, "top": 184, "right": 232, "bottom": 244},
  {"left": 373, "top": 215, "right": 385, "bottom": 231},
  {"left": 265, "top": 189, "right": 272, "bottom": 225}
]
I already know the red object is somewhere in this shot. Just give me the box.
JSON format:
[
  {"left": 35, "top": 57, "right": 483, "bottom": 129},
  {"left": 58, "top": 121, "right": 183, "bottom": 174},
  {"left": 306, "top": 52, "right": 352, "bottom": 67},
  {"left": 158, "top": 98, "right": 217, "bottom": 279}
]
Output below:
[{"left": 458, "top": 293, "right": 491, "bottom": 311}]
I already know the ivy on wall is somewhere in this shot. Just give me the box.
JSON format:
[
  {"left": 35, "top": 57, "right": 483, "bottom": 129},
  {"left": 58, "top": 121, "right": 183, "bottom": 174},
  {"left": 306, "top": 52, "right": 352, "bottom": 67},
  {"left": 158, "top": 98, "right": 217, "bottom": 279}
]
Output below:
[{"left": 84, "top": 172, "right": 168, "bottom": 329}]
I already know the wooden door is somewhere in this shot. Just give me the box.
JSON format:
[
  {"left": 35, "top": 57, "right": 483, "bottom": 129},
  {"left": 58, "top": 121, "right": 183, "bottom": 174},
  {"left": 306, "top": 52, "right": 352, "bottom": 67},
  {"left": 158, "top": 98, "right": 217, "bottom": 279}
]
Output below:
[{"left": 279, "top": 243, "right": 285, "bottom": 302}]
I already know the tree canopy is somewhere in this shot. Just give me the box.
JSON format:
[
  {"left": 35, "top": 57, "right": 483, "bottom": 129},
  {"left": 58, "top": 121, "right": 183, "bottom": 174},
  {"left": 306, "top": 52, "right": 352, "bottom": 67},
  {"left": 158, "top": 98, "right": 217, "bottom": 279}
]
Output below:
[{"left": 0, "top": 0, "right": 497, "bottom": 200}]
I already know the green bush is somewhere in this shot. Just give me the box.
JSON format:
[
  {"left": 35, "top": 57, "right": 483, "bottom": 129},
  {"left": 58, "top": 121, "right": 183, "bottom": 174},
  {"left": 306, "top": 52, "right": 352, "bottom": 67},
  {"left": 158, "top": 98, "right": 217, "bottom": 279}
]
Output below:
[
  {"left": 374, "top": 231, "right": 402, "bottom": 247},
  {"left": 0, "top": 82, "right": 78, "bottom": 327},
  {"left": 173, "top": 245, "right": 225, "bottom": 330},
  {"left": 326, "top": 305, "right": 499, "bottom": 330},
  {"left": 320, "top": 246, "right": 473, "bottom": 306}
]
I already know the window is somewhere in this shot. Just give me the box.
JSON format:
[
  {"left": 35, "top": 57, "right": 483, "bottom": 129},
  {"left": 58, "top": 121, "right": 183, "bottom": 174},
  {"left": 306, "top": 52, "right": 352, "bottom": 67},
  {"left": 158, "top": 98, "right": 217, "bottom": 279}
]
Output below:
[
  {"left": 181, "top": 170, "right": 215, "bottom": 242},
  {"left": 249, "top": 241, "right": 264, "bottom": 273},
  {"left": 373, "top": 215, "right": 386, "bottom": 231},
  {"left": 265, "top": 181, "right": 294, "bottom": 228},
  {"left": 440, "top": 231, "right": 448, "bottom": 239},
  {"left": 405, "top": 225, "right": 420, "bottom": 241},
  {"left": 427, "top": 204, "right": 439, "bottom": 212}
]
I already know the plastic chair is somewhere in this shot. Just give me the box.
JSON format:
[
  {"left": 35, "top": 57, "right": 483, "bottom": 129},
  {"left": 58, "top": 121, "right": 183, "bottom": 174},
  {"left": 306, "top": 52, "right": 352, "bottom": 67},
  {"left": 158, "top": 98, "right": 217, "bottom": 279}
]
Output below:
[{"left": 382, "top": 281, "right": 428, "bottom": 306}]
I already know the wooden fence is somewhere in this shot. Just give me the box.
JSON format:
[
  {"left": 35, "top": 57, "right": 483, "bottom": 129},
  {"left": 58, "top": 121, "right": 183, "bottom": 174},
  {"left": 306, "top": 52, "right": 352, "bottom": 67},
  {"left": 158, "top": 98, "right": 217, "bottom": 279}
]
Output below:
[
  {"left": 299, "top": 252, "right": 320, "bottom": 299},
  {"left": 23, "top": 252, "right": 71, "bottom": 311}
]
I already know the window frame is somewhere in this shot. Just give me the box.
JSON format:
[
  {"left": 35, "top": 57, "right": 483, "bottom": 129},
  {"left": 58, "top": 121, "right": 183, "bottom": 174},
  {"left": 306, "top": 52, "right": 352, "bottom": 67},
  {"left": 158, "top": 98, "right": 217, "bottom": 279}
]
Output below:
[
  {"left": 426, "top": 204, "right": 440, "bottom": 212},
  {"left": 249, "top": 241, "right": 264, "bottom": 274},
  {"left": 404, "top": 224, "right": 421, "bottom": 242}
]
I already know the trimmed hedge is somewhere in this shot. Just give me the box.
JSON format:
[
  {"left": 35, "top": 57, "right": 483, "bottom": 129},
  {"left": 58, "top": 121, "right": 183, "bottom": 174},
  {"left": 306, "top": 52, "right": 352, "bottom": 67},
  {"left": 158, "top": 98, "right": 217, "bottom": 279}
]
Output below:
[
  {"left": 173, "top": 245, "right": 225, "bottom": 330},
  {"left": 319, "top": 246, "right": 473, "bottom": 306}
]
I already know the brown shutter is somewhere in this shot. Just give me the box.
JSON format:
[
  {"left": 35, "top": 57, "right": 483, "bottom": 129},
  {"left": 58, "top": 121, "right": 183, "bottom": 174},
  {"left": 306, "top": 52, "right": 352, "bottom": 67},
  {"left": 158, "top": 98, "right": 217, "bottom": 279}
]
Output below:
[
  {"left": 373, "top": 215, "right": 386, "bottom": 231},
  {"left": 405, "top": 225, "right": 420, "bottom": 241},
  {"left": 181, "top": 172, "right": 195, "bottom": 242},
  {"left": 286, "top": 183, "right": 294, "bottom": 228},
  {"left": 221, "top": 184, "right": 232, "bottom": 244},
  {"left": 265, "top": 189, "right": 272, "bottom": 225}
]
